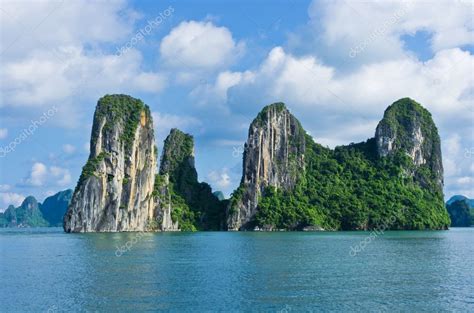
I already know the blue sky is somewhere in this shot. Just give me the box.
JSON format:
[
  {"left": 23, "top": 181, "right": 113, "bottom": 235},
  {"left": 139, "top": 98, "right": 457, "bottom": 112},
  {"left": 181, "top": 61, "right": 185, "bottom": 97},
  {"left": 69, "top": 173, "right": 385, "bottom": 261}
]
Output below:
[{"left": 0, "top": 0, "right": 473, "bottom": 211}]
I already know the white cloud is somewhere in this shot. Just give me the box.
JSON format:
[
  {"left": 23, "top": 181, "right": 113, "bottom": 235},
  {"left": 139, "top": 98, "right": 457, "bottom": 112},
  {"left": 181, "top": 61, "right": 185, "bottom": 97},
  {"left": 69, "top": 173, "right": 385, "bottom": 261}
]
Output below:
[
  {"left": 0, "top": 184, "right": 11, "bottom": 192},
  {"left": 446, "top": 174, "right": 474, "bottom": 199},
  {"left": 160, "top": 20, "right": 245, "bottom": 83},
  {"left": 1, "top": 47, "right": 166, "bottom": 109},
  {"left": 0, "top": 1, "right": 165, "bottom": 128},
  {"left": 0, "top": 128, "right": 8, "bottom": 139},
  {"left": 0, "top": 192, "right": 25, "bottom": 212},
  {"left": 25, "top": 162, "right": 48, "bottom": 186},
  {"left": 201, "top": 46, "right": 473, "bottom": 140},
  {"left": 0, "top": 0, "right": 136, "bottom": 59},
  {"left": 50, "top": 166, "right": 72, "bottom": 186},
  {"left": 207, "top": 168, "right": 231, "bottom": 190},
  {"left": 62, "top": 144, "right": 76, "bottom": 154},
  {"left": 24, "top": 162, "right": 71, "bottom": 187},
  {"left": 443, "top": 134, "right": 462, "bottom": 177},
  {"left": 191, "top": 71, "right": 255, "bottom": 109},
  {"left": 306, "top": 0, "right": 473, "bottom": 64},
  {"left": 456, "top": 176, "right": 473, "bottom": 185},
  {"left": 152, "top": 112, "right": 202, "bottom": 142}
]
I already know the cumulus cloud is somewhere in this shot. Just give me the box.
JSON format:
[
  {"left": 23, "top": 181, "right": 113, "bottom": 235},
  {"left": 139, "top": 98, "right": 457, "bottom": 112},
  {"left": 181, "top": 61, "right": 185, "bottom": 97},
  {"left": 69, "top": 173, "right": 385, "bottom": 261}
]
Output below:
[
  {"left": 0, "top": 0, "right": 136, "bottom": 59},
  {"left": 0, "top": 1, "right": 165, "bottom": 128},
  {"left": 0, "top": 192, "right": 25, "bottom": 212},
  {"left": 25, "top": 162, "right": 48, "bottom": 186},
  {"left": 190, "top": 71, "right": 255, "bottom": 110},
  {"left": 50, "top": 166, "right": 72, "bottom": 186},
  {"left": 23, "top": 162, "right": 71, "bottom": 187},
  {"left": 152, "top": 112, "right": 202, "bottom": 142},
  {"left": 198, "top": 46, "right": 472, "bottom": 141},
  {"left": 161, "top": 20, "right": 244, "bottom": 69},
  {"left": 207, "top": 168, "right": 231, "bottom": 190},
  {"left": 305, "top": 0, "right": 473, "bottom": 65},
  {"left": 1, "top": 47, "right": 166, "bottom": 108},
  {"left": 160, "top": 20, "right": 245, "bottom": 83}
]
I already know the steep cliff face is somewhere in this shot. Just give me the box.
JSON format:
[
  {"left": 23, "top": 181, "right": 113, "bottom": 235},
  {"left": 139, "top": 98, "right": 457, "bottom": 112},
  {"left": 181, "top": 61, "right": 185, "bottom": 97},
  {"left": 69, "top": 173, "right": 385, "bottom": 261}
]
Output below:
[
  {"left": 63, "top": 95, "right": 156, "bottom": 232},
  {"left": 227, "top": 103, "right": 306, "bottom": 230},
  {"left": 375, "top": 98, "right": 443, "bottom": 191},
  {"left": 153, "top": 128, "right": 225, "bottom": 231},
  {"left": 228, "top": 98, "right": 449, "bottom": 231},
  {"left": 160, "top": 128, "right": 197, "bottom": 193},
  {"left": 151, "top": 174, "right": 179, "bottom": 231}
]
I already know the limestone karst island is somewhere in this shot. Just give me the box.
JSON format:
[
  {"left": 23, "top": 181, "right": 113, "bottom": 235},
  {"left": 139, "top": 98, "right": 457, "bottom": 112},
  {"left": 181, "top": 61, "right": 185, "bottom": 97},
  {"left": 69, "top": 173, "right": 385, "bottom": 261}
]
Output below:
[
  {"left": 63, "top": 95, "right": 450, "bottom": 232},
  {"left": 2, "top": 1, "right": 473, "bottom": 311}
]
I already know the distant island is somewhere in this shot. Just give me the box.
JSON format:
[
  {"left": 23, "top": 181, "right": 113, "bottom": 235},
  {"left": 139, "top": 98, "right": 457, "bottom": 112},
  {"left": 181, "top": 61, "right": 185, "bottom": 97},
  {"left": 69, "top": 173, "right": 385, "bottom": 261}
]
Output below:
[
  {"left": 446, "top": 195, "right": 474, "bottom": 227},
  {"left": 0, "top": 190, "right": 72, "bottom": 227},
  {"left": 57, "top": 95, "right": 450, "bottom": 232}
]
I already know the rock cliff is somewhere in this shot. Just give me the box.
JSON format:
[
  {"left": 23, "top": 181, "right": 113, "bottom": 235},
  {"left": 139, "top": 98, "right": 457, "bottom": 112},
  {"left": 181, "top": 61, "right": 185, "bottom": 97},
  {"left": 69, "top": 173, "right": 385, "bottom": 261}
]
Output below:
[
  {"left": 63, "top": 95, "right": 156, "bottom": 232},
  {"left": 227, "top": 103, "right": 306, "bottom": 230},
  {"left": 375, "top": 98, "right": 443, "bottom": 191},
  {"left": 151, "top": 174, "right": 179, "bottom": 231},
  {"left": 154, "top": 128, "right": 225, "bottom": 231},
  {"left": 228, "top": 98, "right": 449, "bottom": 230}
]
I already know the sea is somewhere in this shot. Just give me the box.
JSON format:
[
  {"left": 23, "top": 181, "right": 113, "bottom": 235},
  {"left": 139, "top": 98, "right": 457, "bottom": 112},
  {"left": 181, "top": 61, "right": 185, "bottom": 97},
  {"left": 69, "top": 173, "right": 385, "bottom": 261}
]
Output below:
[{"left": 1, "top": 228, "right": 473, "bottom": 312}]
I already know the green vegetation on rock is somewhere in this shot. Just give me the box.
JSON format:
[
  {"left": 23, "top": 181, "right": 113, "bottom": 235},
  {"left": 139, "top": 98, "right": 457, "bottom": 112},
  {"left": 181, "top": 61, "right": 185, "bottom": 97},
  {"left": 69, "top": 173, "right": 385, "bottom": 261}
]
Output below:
[
  {"left": 158, "top": 129, "right": 226, "bottom": 230},
  {"left": 2, "top": 191, "right": 73, "bottom": 228},
  {"left": 75, "top": 94, "right": 151, "bottom": 193},
  {"left": 40, "top": 189, "right": 72, "bottom": 227},
  {"left": 235, "top": 98, "right": 450, "bottom": 231},
  {"left": 446, "top": 199, "right": 473, "bottom": 227},
  {"left": 94, "top": 94, "right": 150, "bottom": 151},
  {"left": 254, "top": 102, "right": 287, "bottom": 126},
  {"left": 76, "top": 152, "right": 109, "bottom": 192},
  {"left": 254, "top": 136, "right": 449, "bottom": 230},
  {"left": 2, "top": 197, "right": 49, "bottom": 227}
]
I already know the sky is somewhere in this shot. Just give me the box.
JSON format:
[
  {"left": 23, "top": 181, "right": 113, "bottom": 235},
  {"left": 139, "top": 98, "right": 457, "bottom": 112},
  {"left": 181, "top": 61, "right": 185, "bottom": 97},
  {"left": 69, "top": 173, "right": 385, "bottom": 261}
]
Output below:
[{"left": 0, "top": 0, "right": 473, "bottom": 211}]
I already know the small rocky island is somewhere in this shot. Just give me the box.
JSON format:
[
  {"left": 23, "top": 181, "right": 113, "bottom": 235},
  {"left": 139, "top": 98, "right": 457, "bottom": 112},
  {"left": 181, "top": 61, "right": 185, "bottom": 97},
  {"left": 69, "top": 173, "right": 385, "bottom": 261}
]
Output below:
[
  {"left": 63, "top": 95, "right": 226, "bottom": 232},
  {"left": 63, "top": 95, "right": 450, "bottom": 232}
]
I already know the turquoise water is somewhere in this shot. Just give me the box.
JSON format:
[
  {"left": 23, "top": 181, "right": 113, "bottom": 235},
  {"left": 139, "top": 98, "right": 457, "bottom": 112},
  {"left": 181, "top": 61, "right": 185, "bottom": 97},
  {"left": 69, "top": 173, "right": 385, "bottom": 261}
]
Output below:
[{"left": 1, "top": 228, "right": 473, "bottom": 312}]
